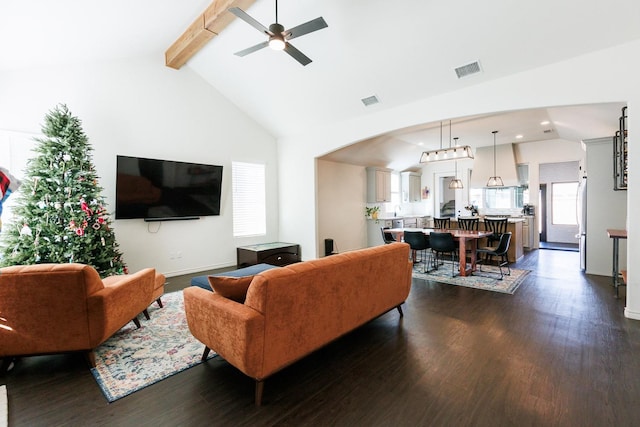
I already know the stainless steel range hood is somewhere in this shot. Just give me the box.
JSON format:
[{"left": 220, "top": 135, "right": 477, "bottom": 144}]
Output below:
[{"left": 470, "top": 143, "right": 519, "bottom": 188}]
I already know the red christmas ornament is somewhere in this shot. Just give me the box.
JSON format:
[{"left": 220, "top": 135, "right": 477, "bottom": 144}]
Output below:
[{"left": 80, "top": 199, "right": 93, "bottom": 216}]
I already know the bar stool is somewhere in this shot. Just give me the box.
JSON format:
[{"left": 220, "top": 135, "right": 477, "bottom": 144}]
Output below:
[
  {"left": 458, "top": 218, "right": 479, "bottom": 231},
  {"left": 433, "top": 217, "right": 451, "bottom": 229},
  {"left": 484, "top": 217, "right": 508, "bottom": 245},
  {"left": 457, "top": 217, "right": 479, "bottom": 262}
]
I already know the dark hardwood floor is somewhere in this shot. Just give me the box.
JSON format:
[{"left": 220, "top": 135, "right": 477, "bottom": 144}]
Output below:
[{"left": 3, "top": 249, "right": 638, "bottom": 426}]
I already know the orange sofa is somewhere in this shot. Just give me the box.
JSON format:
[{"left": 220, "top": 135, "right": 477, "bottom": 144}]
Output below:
[
  {"left": 0, "top": 263, "right": 156, "bottom": 368},
  {"left": 183, "top": 242, "right": 412, "bottom": 405}
]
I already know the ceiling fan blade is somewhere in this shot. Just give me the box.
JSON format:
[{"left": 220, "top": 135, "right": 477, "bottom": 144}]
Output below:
[
  {"left": 286, "top": 17, "right": 328, "bottom": 40},
  {"left": 234, "top": 41, "right": 269, "bottom": 57},
  {"left": 228, "top": 7, "right": 271, "bottom": 35},
  {"left": 284, "top": 42, "right": 312, "bottom": 66}
]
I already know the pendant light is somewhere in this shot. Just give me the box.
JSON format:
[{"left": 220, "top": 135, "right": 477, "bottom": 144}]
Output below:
[
  {"left": 486, "top": 130, "right": 504, "bottom": 187},
  {"left": 448, "top": 136, "right": 464, "bottom": 189},
  {"left": 419, "top": 120, "right": 474, "bottom": 163}
]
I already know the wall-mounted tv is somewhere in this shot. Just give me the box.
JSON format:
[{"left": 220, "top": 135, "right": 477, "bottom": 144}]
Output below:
[{"left": 115, "top": 155, "right": 223, "bottom": 221}]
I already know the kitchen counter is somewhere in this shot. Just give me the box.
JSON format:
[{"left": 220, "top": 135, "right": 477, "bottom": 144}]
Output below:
[
  {"left": 453, "top": 216, "right": 526, "bottom": 223},
  {"left": 376, "top": 215, "right": 430, "bottom": 221}
]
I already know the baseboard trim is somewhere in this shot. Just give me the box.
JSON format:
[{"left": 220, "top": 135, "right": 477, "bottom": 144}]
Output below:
[
  {"left": 624, "top": 307, "right": 640, "bottom": 320},
  {"left": 1, "top": 385, "right": 7, "bottom": 427},
  {"left": 163, "top": 263, "right": 236, "bottom": 278}
]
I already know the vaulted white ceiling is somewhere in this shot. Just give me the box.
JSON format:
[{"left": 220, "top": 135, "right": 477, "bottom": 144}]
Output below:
[{"left": 1, "top": 0, "right": 638, "bottom": 170}]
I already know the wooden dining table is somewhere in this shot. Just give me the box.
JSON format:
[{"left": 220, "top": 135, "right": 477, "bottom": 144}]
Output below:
[{"left": 388, "top": 228, "right": 494, "bottom": 277}]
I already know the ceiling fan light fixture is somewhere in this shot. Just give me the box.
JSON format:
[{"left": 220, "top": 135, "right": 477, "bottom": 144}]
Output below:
[
  {"left": 229, "top": 2, "right": 327, "bottom": 66},
  {"left": 269, "top": 36, "right": 286, "bottom": 50}
]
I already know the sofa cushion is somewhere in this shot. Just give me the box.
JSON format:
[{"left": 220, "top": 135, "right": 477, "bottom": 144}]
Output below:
[
  {"left": 208, "top": 276, "right": 254, "bottom": 302},
  {"left": 190, "top": 263, "right": 279, "bottom": 301}
]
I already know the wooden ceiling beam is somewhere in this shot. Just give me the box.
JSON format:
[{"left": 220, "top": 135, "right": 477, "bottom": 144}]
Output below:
[{"left": 165, "top": 0, "right": 257, "bottom": 70}]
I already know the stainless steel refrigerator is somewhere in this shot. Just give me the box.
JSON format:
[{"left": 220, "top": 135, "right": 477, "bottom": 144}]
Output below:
[{"left": 577, "top": 175, "right": 587, "bottom": 270}]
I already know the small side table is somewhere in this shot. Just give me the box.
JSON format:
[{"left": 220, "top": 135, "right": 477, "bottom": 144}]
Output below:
[
  {"left": 607, "top": 229, "right": 627, "bottom": 298},
  {"left": 236, "top": 242, "right": 301, "bottom": 268}
]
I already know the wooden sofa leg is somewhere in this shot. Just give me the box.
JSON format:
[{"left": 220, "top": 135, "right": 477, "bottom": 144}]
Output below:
[
  {"left": 255, "top": 380, "right": 264, "bottom": 406},
  {"left": 396, "top": 304, "right": 404, "bottom": 317},
  {"left": 133, "top": 316, "right": 141, "bottom": 328},
  {"left": 1, "top": 357, "right": 15, "bottom": 373},
  {"left": 143, "top": 309, "right": 150, "bottom": 320},
  {"left": 202, "top": 347, "right": 211, "bottom": 362},
  {"left": 156, "top": 297, "right": 163, "bottom": 308},
  {"left": 86, "top": 351, "right": 96, "bottom": 368}
]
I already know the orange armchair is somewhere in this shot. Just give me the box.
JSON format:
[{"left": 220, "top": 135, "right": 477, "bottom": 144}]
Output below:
[{"left": 0, "top": 263, "right": 155, "bottom": 368}]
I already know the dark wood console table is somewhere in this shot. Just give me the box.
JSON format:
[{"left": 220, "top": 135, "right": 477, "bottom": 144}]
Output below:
[{"left": 236, "top": 242, "right": 301, "bottom": 268}]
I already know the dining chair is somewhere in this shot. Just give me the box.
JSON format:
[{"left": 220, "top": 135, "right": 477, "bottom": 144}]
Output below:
[
  {"left": 484, "top": 217, "right": 508, "bottom": 245},
  {"left": 433, "top": 217, "right": 451, "bottom": 229},
  {"left": 429, "top": 232, "right": 457, "bottom": 277},
  {"left": 380, "top": 227, "right": 396, "bottom": 244},
  {"left": 477, "top": 232, "right": 512, "bottom": 279},
  {"left": 403, "top": 231, "right": 431, "bottom": 273},
  {"left": 458, "top": 217, "right": 479, "bottom": 231}
]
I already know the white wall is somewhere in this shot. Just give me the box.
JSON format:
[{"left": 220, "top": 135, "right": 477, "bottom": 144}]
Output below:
[
  {"left": 278, "top": 39, "right": 640, "bottom": 318},
  {"left": 584, "top": 138, "right": 628, "bottom": 276},
  {"left": 316, "top": 159, "right": 367, "bottom": 254},
  {"left": 0, "top": 56, "right": 277, "bottom": 276}
]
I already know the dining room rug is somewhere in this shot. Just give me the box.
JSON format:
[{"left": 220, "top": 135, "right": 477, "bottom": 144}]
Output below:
[
  {"left": 91, "top": 291, "right": 215, "bottom": 402},
  {"left": 412, "top": 262, "right": 530, "bottom": 294}
]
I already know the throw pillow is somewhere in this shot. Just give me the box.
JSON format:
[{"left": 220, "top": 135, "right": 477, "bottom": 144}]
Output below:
[{"left": 208, "top": 275, "right": 254, "bottom": 303}]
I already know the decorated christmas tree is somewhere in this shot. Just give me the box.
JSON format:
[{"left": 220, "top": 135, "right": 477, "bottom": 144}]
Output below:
[{"left": 0, "top": 104, "right": 127, "bottom": 276}]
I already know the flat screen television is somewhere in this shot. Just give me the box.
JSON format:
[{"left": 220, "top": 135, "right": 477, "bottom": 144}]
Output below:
[{"left": 115, "top": 155, "right": 223, "bottom": 221}]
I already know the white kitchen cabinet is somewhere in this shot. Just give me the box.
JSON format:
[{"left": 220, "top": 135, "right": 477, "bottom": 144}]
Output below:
[
  {"left": 418, "top": 216, "right": 431, "bottom": 228},
  {"left": 403, "top": 217, "right": 417, "bottom": 228},
  {"left": 367, "top": 167, "right": 392, "bottom": 203},
  {"left": 522, "top": 216, "right": 535, "bottom": 249},
  {"left": 401, "top": 172, "right": 422, "bottom": 202}
]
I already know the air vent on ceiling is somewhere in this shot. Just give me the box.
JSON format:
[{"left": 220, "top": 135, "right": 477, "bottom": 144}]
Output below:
[
  {"left": 361, "top": 95, "right": 380, "bottom": 107},
  {"left": 455, "top": 61, "right": 482, "bottom": 79},
  {"left": 543, "top": 129, "right": 555, "bottom": 134}
]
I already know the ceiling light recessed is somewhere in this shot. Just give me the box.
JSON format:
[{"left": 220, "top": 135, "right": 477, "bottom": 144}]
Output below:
[
  {"left": 515, "top": 134, "right": 523, "bottom": 139},
  {"left": 540, "top": 120, "right": 550, "bottom": 125}
]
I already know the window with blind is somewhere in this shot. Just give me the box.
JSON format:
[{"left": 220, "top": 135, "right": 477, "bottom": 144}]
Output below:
[{"left": 232, "top": 161, "right": 266, "bottom": 237}]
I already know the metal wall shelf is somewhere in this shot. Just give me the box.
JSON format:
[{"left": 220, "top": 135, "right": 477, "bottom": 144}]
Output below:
[{"left": 613, "top": 106, "right": 627, "bottom": 191}]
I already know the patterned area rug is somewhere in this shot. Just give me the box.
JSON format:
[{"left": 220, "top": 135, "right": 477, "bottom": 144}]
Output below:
[
  {"left": 412, "top": 262, "right": 530, "bottom": 294},
  {"left": 91, "top": 291, "right": 215, "bottom": 402}
]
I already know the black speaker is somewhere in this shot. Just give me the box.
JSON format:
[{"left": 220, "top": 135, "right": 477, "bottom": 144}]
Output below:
[{"left": 324, "top": 238, "right": 335, "bottom": 256}]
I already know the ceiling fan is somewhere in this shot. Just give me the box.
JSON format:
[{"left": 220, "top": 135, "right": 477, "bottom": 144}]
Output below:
[{"left": 228, "top": 0, "right": 328, "bottom": 66}]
